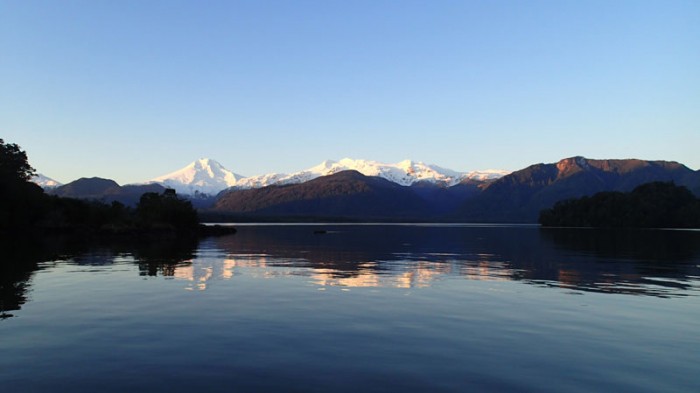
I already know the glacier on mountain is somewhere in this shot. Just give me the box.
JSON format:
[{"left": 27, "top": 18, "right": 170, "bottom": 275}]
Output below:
[
  {"left": 233, "top": 158, "right": 507, "bottom": 189},
  {"left": 145, "top": 158, "right": 509, "bottom": 195},
  {"left": 147, "top": 158, "right": 244, "bottom": 195}
]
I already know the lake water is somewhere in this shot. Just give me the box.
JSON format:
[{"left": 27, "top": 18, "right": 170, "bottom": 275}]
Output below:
[{"left": 2, "top": 224, "right": 699, "bottom": 392}]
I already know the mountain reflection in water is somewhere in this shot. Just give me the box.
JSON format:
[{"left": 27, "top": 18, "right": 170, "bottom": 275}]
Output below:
[
  {"left": 205, "top": 225, "right": 700, "bottom": 296},
  {"left": 2, "top": 225, "right": 700, "bottom": 318}
]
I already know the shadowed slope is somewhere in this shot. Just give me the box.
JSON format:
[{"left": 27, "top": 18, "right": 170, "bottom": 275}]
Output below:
[
  {"left": 51, "top": 177, "right": 167, "bottom": 206},
  {"left": 459, "top": 157, "right": 700, "bottom": 223},
  {"left": 214, "top": 170, "right": 433, "bottom": 219}
]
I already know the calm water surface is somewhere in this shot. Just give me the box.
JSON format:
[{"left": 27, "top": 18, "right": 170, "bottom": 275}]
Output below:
[{"left": 1, "top": 225, "right": 699, "bottom": 392}]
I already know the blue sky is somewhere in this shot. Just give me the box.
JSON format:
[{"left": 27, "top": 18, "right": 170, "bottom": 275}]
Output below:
[{"left": 1, "top": 0, "right": 698, "bottom": 184}]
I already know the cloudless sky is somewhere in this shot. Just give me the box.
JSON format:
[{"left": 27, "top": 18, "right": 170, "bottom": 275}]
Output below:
[{"left": 1, "top": 0, "right": 698, "bottom": 184}]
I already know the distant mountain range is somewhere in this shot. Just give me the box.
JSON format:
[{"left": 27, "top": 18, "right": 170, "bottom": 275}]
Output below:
[
  {"left": 37, "top": 156, "right": 700, "bottom": 223},
  {"left": 36, "top": 157, "right": 506, "bottom": 195},
  {"left": 227, "top": 158, "right": 507, "bottom": 190},
  {"left": 212, "top": 156, "right": 700, "bottom": 222},
  {"left": 458, "top": 157, "right": 700, "bottom": 222},
  {"left": 127, "top": 158, "right": 508, "bottom": 195},
  {"left": 213, "top": 170, "right": 433, "bottom": 219},
  {"left": 49, "top": 177, "right": 167, "bottom": 206}
]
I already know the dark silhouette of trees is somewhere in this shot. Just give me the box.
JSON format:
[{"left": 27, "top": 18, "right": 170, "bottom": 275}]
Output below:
[
  {"left": 36, "top": 189, "right": 200, "bottom": 235},
  {"left": 0, "top": 139, "right": 47, "bottom": 232},
  {"left": 136, "top": 189, "right": 199, "bottom": 233},
  {"left": 0, "top": 138, "right": 35, "bottom": 182},
  {"left": 540, "top": 182, "right": 700, "bottom": 228},
  {"left": 40, "top": 197, "right": 135, "bottom": 233},
  {"left": 0, "top": 139, "right": 203, "bottom": 236}
]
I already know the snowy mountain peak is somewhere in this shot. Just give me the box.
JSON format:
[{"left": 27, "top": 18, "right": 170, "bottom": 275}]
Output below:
[
  {"left": 31, "top": 173, "right": 62, "bottom": 189},
  {"left": 397, "top": 159, "right": 415, "bottom": 168},
  {"left": 232, "top": 158, "right": 510, "bottom": 190},
  {"left": 310, "top": 159, "right": 339, "bottom": 172},
  {"left": 192, "top": 158, "right": 220, "bottom": 170},
  {"left": 142, "top": 157, "right": 510, "bottom": 195},
  {"left": 148, "top": 158, "right": 244, "bottom": 195},
  {"left": 463, "top": 169, "right": 511, "bottom": 181}
]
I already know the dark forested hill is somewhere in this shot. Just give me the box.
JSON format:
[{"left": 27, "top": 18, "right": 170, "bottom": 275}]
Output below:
[
  {"left": 539, "top": 182, "right": 700, "bottom": 228},
  {"left": 213, "top": 170, "right": 435, "bottom": 220},
  {"left": 51, "top": 177, "right": 119, "bottom": 198},
  {"left": 51, "top": 178, "right": 166, "bottom": 206},
  {"left": 457, "top": 157, "right": 700, "bottom": 223},
  {"left": 41, "top": 156, "right": 700, "bottom": 223},
  {"left": 210, "top": 157, "right": 700, "bottom": 223}
]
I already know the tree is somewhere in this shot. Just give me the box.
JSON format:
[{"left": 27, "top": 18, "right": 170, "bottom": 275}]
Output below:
[
  {"left": 539, "top": 182, "right": 700, "bottom": 228},
  {"left": 0, "top": 139, "right": 35, "bottom": 183},
  {"left": 136, "top": 189, "right": 199, "bottom": 232},
  {"left": 0, "top": 139, "right": 46, "bottom": 233}
]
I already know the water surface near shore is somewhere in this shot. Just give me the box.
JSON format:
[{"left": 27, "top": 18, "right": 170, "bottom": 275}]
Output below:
[{"left": 2, "top": 225, "right": 699, "bottom": 392}]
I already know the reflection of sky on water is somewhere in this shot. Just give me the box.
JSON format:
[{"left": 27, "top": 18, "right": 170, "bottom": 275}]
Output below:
[
  {"left": 211, "top": 225, "right": 700, "bottom": 297},
  {"left": 169, "top": 257, "right": 519, "bottom": 290},
  {"left": 3, "top": 226, "right": 700, "bottom": 320},
  {"left": 160, "top": 225, "right": 700, "bottom": 297},
  {"left": 3, "top": 226, "right": 700, "bottom": 393}
]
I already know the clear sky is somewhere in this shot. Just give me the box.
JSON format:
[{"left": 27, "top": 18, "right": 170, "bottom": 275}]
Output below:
[{"left": 1, "top": 0, "right": 698, "bottom": 184}]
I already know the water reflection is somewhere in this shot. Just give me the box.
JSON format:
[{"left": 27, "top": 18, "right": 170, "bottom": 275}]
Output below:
[
  {"left": 205, "top": 225, "right": 700, "bottom": 296},
  {"left": 173, "top": 256, "right": 237, "bottom": 291},
  {"left": 536, "top": 228, "right": 700, "bottom": 296},
  {"left": 133, "top": 237, "right": 197, "bottom": 277},
  {"left": 0, "top": 236, "right": 83, "bottom": 319},
  {"left": 2, "top": 226, "right": 700, "bottom": 319},
  {"left": 0, "top": 236, "right": 198, "bottom": 318},
  {"left": 0, "top": 244, "right": 36, "bottom": 319}
]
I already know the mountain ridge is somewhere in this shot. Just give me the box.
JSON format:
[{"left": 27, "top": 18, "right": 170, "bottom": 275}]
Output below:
[
  {"left": 42, "top": 156, "right": 700, "bottom": 223},
  {"left": 147, "top": 158, "right": 244, "bottom": 195},
  {"left": 213, "top": 170, "right": 434, "bottom": 219},
  {"left": 459, "top": 156, "right": 700, "bottom": 222},
  {"left": 50, "top": 177, "right": 167, "bottom": 206},
  {"left": 211, "top": 156, "right": 700, "bottom": 222},
  {"left": 143, "top": 157, "right": 509, "bottom": 195}
]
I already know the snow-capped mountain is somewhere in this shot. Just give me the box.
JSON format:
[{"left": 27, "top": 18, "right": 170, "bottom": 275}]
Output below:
[
  {"left": 144, "top": 158, "right": 508, "bottom": 195},
  {"left": 147, "top": 158, "right": 244, "bottom": 195},
  {"left": 31, "top": 173, "right": 62, "bottom": 189},
  {"left": 232, "top": 158, "right": 509, "bottom": 189}
]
